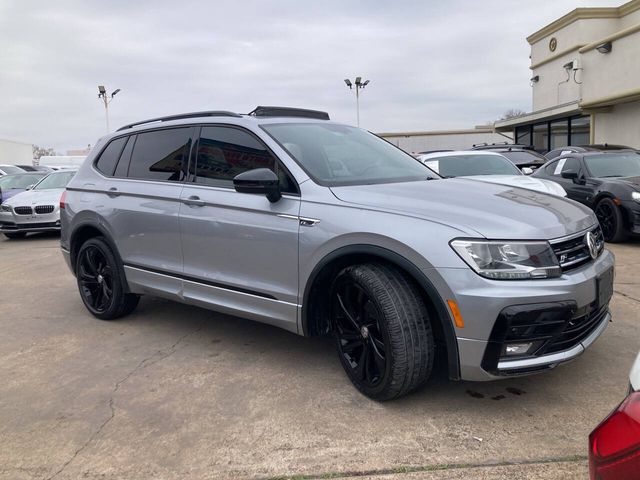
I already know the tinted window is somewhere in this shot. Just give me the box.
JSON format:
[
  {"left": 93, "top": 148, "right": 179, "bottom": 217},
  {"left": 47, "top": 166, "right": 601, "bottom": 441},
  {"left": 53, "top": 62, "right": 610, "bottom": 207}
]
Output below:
[
  {"left": 546, "top": 157, "right": 581, "bottom": 176},
  {"left": 95, "top": 137, "right": 127, "bottom": 176},
  {"left": 128, "top": 128, "right": 191, "bottom": 182},
  {"left": 194, "top": 126, "right": 297, "bottom": 193},
  {"left": 585, "top": 153, "right": 640, "bottom": 178},
  {"left": 114, "top": 136, "right": 134, "bottom": 178}
]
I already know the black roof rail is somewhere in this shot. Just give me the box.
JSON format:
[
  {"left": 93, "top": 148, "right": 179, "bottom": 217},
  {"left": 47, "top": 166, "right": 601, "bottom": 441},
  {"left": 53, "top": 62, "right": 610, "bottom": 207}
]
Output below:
[
  {"left": 248, "top": 106, "right": 330, "bottom": 120},
  {"left": 116, "top": 111, "right": 242, "bottom": 131}
]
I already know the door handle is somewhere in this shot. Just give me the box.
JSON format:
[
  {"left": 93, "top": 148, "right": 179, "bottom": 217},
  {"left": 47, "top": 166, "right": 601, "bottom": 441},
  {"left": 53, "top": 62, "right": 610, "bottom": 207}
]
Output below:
[
  {"left": 182, "top": 195, "right": 205, "bottom": 207},
  {"left": 107, "top": 187, "right": 120, "bottom": 197}
]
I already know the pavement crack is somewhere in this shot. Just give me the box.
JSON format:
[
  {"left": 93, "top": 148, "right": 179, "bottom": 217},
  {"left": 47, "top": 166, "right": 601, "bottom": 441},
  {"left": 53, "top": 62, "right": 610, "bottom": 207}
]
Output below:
[
  {"left": 45, "top": 321, "right": 205, "bottom": 480},
  {"left": 615, "top": 289, "right": 640, "bottom": 304}
]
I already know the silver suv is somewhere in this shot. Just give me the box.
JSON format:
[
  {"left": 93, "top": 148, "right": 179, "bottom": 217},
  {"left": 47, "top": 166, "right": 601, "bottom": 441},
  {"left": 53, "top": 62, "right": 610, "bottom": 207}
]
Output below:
[{"left": 61, "top": 107, "right": 615, "bottom": 400}]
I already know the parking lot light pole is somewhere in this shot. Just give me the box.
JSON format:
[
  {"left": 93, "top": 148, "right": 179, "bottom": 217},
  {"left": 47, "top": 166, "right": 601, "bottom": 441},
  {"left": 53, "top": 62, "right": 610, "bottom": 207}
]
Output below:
[
  {"left": 344, "top": 77, "right": 370, "bottom": 127},
  {"left": 98, "top": 86, "right": 121, "bottom": 132}
]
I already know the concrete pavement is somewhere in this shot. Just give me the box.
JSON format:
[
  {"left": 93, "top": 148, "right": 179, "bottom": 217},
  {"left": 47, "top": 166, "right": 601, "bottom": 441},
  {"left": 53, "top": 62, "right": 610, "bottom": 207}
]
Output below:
[{"left": 0, "top": 233, "right": 638, "bottom": 479}]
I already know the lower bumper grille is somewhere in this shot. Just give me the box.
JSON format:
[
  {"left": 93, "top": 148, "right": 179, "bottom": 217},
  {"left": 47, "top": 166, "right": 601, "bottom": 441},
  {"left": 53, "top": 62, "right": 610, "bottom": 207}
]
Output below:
[
  {"left": 542, "top": 305, "right": 608, "bottom": 354},
  {"left": 0, "top": 221, "right": 60, "bottom": 230}
]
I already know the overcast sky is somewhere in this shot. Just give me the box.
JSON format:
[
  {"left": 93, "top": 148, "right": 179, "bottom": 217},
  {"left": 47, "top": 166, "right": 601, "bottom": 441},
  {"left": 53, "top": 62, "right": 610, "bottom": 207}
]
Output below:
[{"left": 0, "top": 0, "right": 623, "bottom": 152}]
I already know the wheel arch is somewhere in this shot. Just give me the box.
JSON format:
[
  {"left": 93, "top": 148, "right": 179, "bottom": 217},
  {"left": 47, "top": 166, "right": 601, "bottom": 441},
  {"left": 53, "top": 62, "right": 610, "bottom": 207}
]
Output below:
[
  {"left": 69, "top": 221, "right": 122, "bottom": 275},
  {"left": 301, "top": 244, "right": 460, "bottom": 380}
]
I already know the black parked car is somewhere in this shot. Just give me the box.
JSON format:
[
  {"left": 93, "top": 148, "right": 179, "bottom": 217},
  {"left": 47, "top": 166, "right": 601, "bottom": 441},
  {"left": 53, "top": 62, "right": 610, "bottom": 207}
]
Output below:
[
  {"left": 533, "top": 151, "right": 640, "bottom": 242},
  {"left": 471, "top": 143, "right": 546, "bottom": 170},
  {"left": 545, "top": 144, "right": 636, "bottom": 160}
]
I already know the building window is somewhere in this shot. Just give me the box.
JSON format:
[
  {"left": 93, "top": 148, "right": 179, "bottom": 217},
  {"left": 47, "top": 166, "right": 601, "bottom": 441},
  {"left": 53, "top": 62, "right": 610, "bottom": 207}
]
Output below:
[
  {"left": 550, "top": 119, "right": 569, "bottom": 150},
  {"left": 516, "top": 126, "right": 532, "bottom": 147},
  {"left": 570, "top": 116, "right": 590, "bottom": 146},
  {"left": 533, "top": 123, "right": 548, "bottom": 152}
]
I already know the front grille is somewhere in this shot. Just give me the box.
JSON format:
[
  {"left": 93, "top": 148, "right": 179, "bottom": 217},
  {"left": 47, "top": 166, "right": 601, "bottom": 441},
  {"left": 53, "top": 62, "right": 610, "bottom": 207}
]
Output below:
[
  {"left": 550, "top": 225, "right": 604, "bottom": 272},
  {"left": 542, "top": 305, "right": 608, "bottom": 354},
  {"left": 35, "top": 205, "right": 54, "bottom": 214},
  {"left": 13, "top": 206, "right": 32, "bottom": 215}
]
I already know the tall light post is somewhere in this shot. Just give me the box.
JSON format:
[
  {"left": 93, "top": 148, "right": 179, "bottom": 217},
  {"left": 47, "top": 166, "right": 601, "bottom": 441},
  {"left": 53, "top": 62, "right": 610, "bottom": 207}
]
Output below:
[
  {"left": 98, "top": 85, "right": 121, "bottom": 132},
  {"left": 344, "top": 77, "right": 370, "bottom": 127}
]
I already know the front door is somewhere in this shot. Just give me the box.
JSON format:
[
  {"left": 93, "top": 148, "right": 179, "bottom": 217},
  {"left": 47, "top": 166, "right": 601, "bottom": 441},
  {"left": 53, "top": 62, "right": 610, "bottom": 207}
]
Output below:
[{"left": 179, "top": 125, "right": 300, "bottom": 332}]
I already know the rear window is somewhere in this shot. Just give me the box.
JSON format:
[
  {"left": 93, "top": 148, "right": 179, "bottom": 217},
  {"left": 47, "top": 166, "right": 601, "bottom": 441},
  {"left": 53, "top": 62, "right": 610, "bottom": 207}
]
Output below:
[
  {"left": 127, "top": 128, "right": 192, "bottom": 182},
  {"left": 95, "top": 137, "right": 127, "bottom": 176}
]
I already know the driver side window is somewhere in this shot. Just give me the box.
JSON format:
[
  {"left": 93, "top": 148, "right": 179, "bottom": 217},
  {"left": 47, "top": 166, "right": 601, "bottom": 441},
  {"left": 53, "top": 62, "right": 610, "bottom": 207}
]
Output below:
[{"left": 548, "top": 157, "right": 581, "bottom": 176}]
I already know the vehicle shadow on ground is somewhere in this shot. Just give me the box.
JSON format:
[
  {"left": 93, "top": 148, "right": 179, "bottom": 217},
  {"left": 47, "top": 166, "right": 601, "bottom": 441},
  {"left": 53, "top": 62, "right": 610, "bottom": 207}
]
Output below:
[
  {"left": 1, "top": 231, "right": 60, "bottom": 243},
  {"left": 117, "top": 294, "right": 598, "bottom": 417}
]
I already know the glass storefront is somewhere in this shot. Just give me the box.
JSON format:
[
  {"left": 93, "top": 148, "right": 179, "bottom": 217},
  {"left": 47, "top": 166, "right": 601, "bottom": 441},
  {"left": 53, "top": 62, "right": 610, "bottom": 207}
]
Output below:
[{"left": 514, "top": 115, "right": 590, "bottom": 153}]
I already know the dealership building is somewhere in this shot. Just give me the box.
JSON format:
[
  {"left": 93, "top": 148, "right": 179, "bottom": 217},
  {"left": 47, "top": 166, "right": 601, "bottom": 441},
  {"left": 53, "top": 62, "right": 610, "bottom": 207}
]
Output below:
[{"left": 495, "top": 0, "right": 640, "bottom": 151}]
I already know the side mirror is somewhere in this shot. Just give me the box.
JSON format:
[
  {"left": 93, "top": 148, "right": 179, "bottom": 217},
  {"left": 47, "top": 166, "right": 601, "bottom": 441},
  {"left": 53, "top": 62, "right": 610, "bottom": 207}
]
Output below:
[
  {"left": 521, "top": 167, "right": 534, "bottom": 175},
  {"left": 561, "top": 170, "right": 580, "bottom": 183},
  {"left": 233, "top": 168, "right": 281, "bottom": 203}
]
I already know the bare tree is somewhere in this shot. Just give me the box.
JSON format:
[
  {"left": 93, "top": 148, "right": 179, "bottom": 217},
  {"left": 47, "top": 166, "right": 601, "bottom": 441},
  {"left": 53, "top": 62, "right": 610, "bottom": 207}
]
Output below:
[
  {"left": 32, "top": 145, "right": 58, "bottom": 160},
  {"left": 500, "top": 109, "right": 527, "bottom": 120}
]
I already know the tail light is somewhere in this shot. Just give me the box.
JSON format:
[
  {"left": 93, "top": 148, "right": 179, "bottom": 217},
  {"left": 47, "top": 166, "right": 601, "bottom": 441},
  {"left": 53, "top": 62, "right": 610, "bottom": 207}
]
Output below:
[
  {"left": 60, "top": 190, "right": 67, "bottom": 209},
  {"left": 589, "top": 391, "right": 640, "bottom": 479}
]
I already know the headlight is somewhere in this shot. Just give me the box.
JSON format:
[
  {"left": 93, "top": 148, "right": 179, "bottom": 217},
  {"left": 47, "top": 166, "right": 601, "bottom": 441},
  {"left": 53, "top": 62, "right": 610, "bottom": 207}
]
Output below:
[
  {"left": 0, "top": 204, "right": 11, "bottom": 212},
  {"left": 450, "top": 239, "right": 561, "bottom": 280},
  {"left": 632, "top": 191, "right": 640, "bottom": 203}
]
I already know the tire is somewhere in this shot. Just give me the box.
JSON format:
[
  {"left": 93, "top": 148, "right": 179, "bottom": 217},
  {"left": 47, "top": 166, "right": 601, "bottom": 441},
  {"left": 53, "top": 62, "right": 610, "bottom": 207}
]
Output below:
[
  {"left": 4, "top": 232, "right": 27, "bottom": 239},
  {"left": 330, "top": 263, "right": 434, "bottom": 401},
  {"left": 75, "top": 237, "right": 140, "bottom": 320},
  {"left": 595, "top": 197, "right": 627, "bottom": 243}
]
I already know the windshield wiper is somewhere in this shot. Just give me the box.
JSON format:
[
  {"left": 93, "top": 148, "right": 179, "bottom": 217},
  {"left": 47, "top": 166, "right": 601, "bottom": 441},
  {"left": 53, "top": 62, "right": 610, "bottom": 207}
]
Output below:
[{"left": 600, "top": 175, "right": 623, "bottom": 178}]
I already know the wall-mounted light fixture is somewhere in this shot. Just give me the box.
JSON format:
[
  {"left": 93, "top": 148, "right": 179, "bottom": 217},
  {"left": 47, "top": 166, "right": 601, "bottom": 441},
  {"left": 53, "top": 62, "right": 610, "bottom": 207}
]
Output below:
[
  {"left": 596, "top": 41, "right": 612, "bottom": 54},
  {"left": 530, "top": 75, "right": 540, "bottom": 83},
  {"left": 563, "top": 61, "right": 574, "bottom": 70}
]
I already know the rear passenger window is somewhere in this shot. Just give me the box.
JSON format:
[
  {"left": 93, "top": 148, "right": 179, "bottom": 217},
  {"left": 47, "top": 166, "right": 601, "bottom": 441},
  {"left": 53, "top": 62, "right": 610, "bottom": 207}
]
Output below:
[
  {"left": 127, "top": 128, "right": 191, "bottom": 182},
  {"left": 194, "top": 126, "right": 297, "bottom": 193},
  {"left": 95, "top": 137, "right": 127, "bottom": 176}
]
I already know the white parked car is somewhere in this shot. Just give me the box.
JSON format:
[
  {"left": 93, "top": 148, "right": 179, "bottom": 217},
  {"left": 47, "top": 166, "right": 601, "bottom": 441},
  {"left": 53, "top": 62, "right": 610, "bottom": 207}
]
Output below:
[
  {"left": 0, "top": 170, "right": 77, "bottom": 239},
  {"left": 417, "top": 151, "right": 566, "bottom": 196}
]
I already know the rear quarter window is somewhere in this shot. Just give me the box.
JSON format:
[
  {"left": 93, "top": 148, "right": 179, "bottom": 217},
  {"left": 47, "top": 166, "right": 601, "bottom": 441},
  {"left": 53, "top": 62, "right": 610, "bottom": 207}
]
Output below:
[{"left": 95, "top": 137, "right": 127, "bottom": 176}]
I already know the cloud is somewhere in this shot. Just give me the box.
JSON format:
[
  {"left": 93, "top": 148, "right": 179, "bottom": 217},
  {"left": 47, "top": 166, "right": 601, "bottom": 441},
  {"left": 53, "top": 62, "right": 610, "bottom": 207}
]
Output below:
[{"left": 0, "top": 0, "right": 623, "bottom": 151}]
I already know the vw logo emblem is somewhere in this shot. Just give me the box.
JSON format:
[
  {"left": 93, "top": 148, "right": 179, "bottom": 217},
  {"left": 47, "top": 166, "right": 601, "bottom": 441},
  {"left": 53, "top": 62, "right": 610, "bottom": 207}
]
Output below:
[{"left": 585, "top": 231, "right": 598, "bottom": 260}]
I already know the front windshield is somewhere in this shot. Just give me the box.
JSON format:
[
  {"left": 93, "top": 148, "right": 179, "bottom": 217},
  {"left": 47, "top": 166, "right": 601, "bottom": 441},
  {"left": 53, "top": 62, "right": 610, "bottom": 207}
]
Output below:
[
  {"left": 33, "top": 171, "right": 76, "bottom": 190},
  {"left": 0, "top": 174, "right": 46, "bottom": 189},
  {"left": 423, "top": 154, "right": 521, "bottom": 177},
  {"left": 261, "top": 123, "right": 436, "bottom": 186},
  {"left": 585, "top": 153, "right": 640, "bottom": 178},
  {"left": 0, "top": 165, "right": 24, "bottom": 175}
]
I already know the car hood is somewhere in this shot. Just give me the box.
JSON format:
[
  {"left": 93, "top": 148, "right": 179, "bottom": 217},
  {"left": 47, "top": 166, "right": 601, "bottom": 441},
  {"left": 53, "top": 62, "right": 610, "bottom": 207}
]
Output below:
[
  {"left": 330, "top": 178, "right": 596, "bottom": 240},
  {"left": 4, "top": 188, "right": 64, "bottom": 206},
  {"left": 611, "top": 175, "right": 640, "bottom": 190},
  {"left": 0, "top": 188, "right": 27, "bottom": 203},
  {"left": 460, "top": 175, "right": 566, "bottom": 196}
]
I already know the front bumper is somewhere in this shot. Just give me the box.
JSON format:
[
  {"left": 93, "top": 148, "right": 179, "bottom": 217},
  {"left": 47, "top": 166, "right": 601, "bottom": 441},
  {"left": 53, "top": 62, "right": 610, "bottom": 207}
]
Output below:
[
  {"left": 621, "top": 200, "right": 640, "bottom": 235},
  {"left": 432, "top": 248, "right": 615, "bottom": 381},
  {"left": 0, "top": 210, "right": 61, "bottom": 233}
]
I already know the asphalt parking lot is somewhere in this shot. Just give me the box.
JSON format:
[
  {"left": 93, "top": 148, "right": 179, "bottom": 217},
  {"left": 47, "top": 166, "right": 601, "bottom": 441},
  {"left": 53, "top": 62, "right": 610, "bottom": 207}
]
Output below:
[{"left": 1, "top": 234, "right": 639, "bottom": 480}]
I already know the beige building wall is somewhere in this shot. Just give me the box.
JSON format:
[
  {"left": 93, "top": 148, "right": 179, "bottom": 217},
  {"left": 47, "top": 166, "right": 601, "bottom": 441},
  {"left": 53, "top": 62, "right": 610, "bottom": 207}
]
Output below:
[
  {"left": 0, "top": 139, "right": 33, "bottom": 165},
  {"left": 593, "top": 100, "right": 640, "bottom": 147},
  {"left": 378, "top": 130, "right": 511, "bottom": 154}
]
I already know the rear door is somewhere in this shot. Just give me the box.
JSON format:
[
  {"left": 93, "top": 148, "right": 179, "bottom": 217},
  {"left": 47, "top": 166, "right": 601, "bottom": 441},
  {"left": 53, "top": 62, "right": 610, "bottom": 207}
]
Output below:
[
  {"left": 98, "top": 127, "right": 195, "bottom": 296},
  {"left": 179, "top": 125, "right": 300, "bottom": 332}
]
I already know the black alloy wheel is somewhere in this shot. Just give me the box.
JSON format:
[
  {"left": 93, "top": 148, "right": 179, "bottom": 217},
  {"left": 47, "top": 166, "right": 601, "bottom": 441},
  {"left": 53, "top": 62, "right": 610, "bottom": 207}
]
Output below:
[
  {"left": 75, "top": 237, "right": 140, "bottom": 320},
  {"left": 333, "top": 280, "right": 387, "bottom": 388},
  {"left": 78, "top": 245, "right": 114, "bottom": 313},
  {"left": 595, "top": 197, "right": 627, "bottom": 242},
  {"left": 330, "top": 263, "right": 434, "bottom": 401}
]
